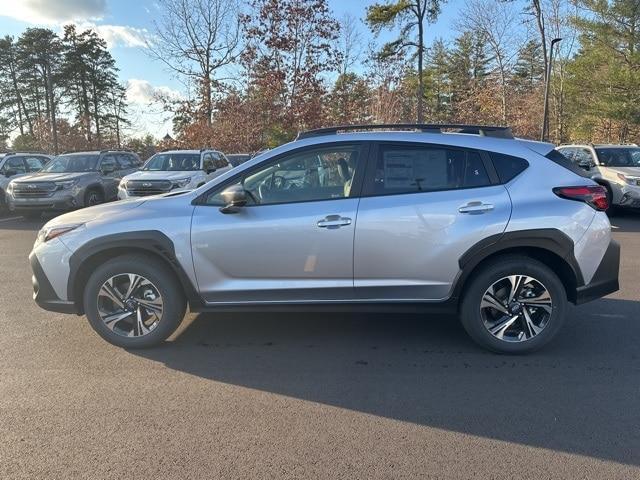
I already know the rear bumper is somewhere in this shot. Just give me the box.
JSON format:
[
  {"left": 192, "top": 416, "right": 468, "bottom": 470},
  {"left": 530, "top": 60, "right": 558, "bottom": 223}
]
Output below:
[
  {"left": 575, "top": 240, "right": 620, "bottom": 305},
  {"left": 29, "top": 252, "right": 79, "bottom": 314}
]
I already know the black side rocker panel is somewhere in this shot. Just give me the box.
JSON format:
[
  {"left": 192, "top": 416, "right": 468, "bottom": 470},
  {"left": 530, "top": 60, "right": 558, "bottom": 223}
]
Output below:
[{"left": 67, "top": 230, "right": 204, "bottom": 311}]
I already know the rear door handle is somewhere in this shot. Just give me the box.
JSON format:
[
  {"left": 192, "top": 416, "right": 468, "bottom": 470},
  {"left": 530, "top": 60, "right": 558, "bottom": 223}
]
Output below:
[
  {"left": 317, "top": 215, "right": 352, "bottom": 228},
  {"left": 458, "top": 201, "right": 494, "bottom": 214}
]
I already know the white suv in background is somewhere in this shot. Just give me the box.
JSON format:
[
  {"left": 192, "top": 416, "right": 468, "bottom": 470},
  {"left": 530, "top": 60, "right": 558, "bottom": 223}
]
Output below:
[
  {"left": 556, "top": 144, "right": 640, "bottom": 210},
  {"left": 118, "top": 149, "right": 232, "bottom": 199}
]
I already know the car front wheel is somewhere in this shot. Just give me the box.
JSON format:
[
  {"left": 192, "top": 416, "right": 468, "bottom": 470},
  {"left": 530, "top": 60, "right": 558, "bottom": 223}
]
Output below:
[
  {"left": 83, "top": 254, "right": 186, "bottom": 348},
  {"left": 460, "top": 256, "right": 567, "bottom": 354}
]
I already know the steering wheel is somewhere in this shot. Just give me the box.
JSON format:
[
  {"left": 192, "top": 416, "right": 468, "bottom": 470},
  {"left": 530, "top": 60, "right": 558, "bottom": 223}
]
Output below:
[{"left": 272, "top": 175, "right": 289, "bottom": 189}]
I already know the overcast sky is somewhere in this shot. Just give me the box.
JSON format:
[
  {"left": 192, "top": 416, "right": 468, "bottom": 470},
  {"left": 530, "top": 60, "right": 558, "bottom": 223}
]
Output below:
[{"left": 0, "top": 0, "right": 466, "bottom": 138}]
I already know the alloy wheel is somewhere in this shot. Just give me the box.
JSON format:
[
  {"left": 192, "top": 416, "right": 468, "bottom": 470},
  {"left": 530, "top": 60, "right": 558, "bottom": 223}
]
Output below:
[
  {"left": 480, "top": 275, "right": 552, "bottom": 342},
  {"left": 97, "top": 273, "right": 163, "bottom": 337}
]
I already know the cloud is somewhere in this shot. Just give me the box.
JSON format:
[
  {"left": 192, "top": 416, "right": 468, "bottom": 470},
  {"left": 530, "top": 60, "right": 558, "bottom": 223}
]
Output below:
[
  {"left": 126, "top": 79, "right": 183, "bottom": 105},
  {"left": 0, "top": 0, "right": 106, "bottom": 24},
  {"left": 79, "top": 23, "right": 151, "bottom": 48}
]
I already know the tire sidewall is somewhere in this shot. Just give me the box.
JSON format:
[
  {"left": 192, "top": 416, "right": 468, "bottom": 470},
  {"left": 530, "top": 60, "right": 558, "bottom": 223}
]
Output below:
[
  {"left": 461, "top": 257, "right": 567, "bottom": 354},
  {"left": 83, "top": 256, "right": 186, "bottom": 348}
]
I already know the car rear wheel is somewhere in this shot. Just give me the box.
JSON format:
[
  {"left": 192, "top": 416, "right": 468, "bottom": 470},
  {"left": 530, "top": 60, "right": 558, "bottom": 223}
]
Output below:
[
  {"left": 83, "top": 255, "right": 186, "bottom": 348},
  {"left": 460, "top": 256, "right": 567, "bottom": 354}
]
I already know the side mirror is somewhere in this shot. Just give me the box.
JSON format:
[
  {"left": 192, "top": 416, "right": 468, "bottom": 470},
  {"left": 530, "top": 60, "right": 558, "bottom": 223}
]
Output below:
[
  {"left": 219, "top": 185, "right": 247, "bottom": 214},
  {"left": 101, "top": 164, "right": 116, "bottom": 174},
  {"left": 206, "top": 167, "right": 216, "bottom": 174},
  {"left": 4, "top": 169, "right": 17, "bottom": 177}
]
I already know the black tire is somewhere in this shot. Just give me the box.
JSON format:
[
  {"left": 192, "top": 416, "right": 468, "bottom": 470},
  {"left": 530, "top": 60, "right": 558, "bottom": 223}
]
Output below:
[
  {"left": 83, "top": 254, "right": 187, "bottom": 348},
  {"left": 600, "top": 183, "right": 617, "bottom": 216},
  {"left": 84, "top": 188, "right": 104, "bottom": 207},
  {"left": 460, "top": 255, "right": 567, "bottom": 354}
]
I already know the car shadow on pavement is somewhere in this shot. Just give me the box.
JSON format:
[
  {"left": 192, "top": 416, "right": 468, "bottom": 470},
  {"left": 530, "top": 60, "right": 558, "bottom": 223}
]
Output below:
[
  {"left": 133, "top": 297, "right": 640, "bottom": 466},
  {"left": 610, "top": 210, "right": 640, "bottom": 232},
  {"left": 0, "top": 217, "right": 46, "bottom": 232}
]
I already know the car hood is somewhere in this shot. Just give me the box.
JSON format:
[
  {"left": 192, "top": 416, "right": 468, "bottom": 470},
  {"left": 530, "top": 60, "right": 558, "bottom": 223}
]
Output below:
[
  {"left": 12, "top": 172, "right": 93, "bottom": 183},
  {"left": 43, "top": 197, "right": 145, "bottom": 228},
  {"left": 124, "top": 171, "right": 199, "bottom": 181},
  {"left": 607, "top": 166, "right": 640, "bottom": 177}
]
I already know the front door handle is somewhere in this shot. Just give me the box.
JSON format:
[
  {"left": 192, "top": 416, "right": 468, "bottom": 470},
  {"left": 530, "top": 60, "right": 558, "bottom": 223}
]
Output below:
[
  {"left": 317, "top": 215, "right": 352, "bottom": 228},
  {"left": 458, "top": 201, "right": 494, "bottom": 214}
]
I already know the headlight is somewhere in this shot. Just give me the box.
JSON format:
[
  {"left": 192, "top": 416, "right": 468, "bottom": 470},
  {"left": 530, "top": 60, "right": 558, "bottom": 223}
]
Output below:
[
  {"left": 55, "top": 180, "right": 78, "bottom": 190},
  {"left": 171, "top": 177, "right": 192, "bottom": 189},
  {"left": 617, "top": 173, "right": 640, "bottom": 185},
  {"left": 119, "top": 179, "right": 127, "bottom": 189},
  {"left": 36, "top": 224, "right": 83, "bottom": 245},
  {"left": 6, "top": 182, "right": 14, "bottom": 194}
]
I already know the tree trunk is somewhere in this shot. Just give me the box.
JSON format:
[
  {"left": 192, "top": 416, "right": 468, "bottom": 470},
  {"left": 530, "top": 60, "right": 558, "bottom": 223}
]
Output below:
[
  {"left": 92, "top": 85, "right": 101, "bottom": 148},
  {"left": 45, "top": 65, "right": 59, "bottom": 154},
  {"left": 417, "top": 19, "right": 425, "bottom": 123}
]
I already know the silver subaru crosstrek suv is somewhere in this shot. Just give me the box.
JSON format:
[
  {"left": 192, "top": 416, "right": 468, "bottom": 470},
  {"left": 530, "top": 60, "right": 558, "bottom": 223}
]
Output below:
[{"left": 29, "top": 125, "right": 619, "bottom": 353}]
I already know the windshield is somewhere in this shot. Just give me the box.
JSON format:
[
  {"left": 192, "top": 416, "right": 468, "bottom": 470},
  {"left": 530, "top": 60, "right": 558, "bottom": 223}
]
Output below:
[
  {"left": 41, "top": 154, "right": 99, "bottom": 173},
  {"left": 143, "top": 153, "right": 200, "bottom": 171},
  {"left": 595, "top": 148, "right": 640, "bottom": 167}
]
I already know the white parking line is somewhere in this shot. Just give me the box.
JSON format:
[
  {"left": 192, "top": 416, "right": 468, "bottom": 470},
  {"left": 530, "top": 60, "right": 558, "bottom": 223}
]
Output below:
[{"left": 0, "top": 216, "right": 23, "bottom": 223}]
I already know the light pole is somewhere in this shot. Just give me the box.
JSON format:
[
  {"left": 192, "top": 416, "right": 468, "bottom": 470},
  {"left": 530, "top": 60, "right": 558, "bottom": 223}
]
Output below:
[{"left": 541, "top": 37, "right": 562, "bottom": 142}]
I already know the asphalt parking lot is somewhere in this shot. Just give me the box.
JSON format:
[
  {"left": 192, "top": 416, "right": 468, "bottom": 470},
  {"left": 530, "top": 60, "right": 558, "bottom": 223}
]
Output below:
[{"left": 0, "top": 213, "right": 639, "bottom": 479}]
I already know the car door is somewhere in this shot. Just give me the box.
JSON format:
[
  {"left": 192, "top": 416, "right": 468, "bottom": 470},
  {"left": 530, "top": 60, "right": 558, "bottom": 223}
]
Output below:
[
  {"left": 190, "top": 142, "right": 368, "bottom": 303},
  {"left": 98, "top": 154, "right": 119, "bottom": 199},
  {"left": 353, "top": 141, "right": 512, "bottom": 301}
]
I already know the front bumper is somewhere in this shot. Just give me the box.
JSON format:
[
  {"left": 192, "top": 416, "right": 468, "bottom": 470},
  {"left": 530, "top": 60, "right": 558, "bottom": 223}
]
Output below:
[
  {"left": 29, "top": 252, "right": 79, "bottom": 314},
  {"left": 575, "top": 240, "right": 620, "bottom": 304},
  {"left": 8, "top": 193, "right": 79, "bottom": 212}
]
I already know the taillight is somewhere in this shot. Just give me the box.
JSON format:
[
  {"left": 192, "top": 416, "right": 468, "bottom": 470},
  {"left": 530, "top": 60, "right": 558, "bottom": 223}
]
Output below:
[{"left": 553, "top": 185, "right": 609, "bottom": 211}]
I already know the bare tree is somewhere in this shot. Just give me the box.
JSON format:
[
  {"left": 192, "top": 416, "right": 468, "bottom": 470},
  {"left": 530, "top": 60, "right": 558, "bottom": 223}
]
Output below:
[
  {"left": 460, "top": 0, "right": 520, "bottom": 124},
  {"left": 338, "top": 13, "right": 364, "bottom": 76},
  {"left": 148, "top": 0, "right": 241, "bottom": 125}
]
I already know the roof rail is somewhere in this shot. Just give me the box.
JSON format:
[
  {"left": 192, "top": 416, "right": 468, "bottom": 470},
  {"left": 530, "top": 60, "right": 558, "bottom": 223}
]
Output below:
[{"left": 296, "top": 123, "right": 514, "bottom": 140}]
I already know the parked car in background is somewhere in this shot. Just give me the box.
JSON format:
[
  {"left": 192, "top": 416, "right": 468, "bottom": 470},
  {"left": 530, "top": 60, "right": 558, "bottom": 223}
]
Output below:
[
  {"left": 6, "top": 150, "right": 141, "bottom": 218},
  {"left": 118, "top": 149, "right": 232, "bottom": 199},
  {"left": 226, "top": 153, "right": 251, "bottom": 167},
  {"left": 29, "top": 124, "right": 618, "bottom": 354},
  {"left": 0, "top": 152, "right": 52, "bottom": 211},
  {"left": 556, "top": 144, "right": 640, "bottom": 211}
]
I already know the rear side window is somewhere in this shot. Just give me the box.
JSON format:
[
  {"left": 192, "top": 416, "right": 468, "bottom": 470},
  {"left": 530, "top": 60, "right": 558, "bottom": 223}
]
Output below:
[
  {"left": 372, "top": 145, "right": 491, "bottom": 195},
  {"left": 490, "top": 152, "right": 529, "bottom": 183},
  {"left": 544, "top": 149, "right": 590, "bottom": 178}
]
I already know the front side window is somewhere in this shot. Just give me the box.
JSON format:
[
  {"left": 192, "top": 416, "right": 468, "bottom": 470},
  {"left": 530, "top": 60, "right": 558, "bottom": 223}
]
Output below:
[
  {"left": 203, "top": 154, "right": 214, "bottom": 171},
  {"left": 24, "top": 156, "right": 45, "bottom": 172},
  {"left": 100, "top": 155, "right": 117, "bottom": 173},
  {"left": 4, "top": 157, "right": 26, "bottom": 175},
  {"left": 116, "top": 154, "right": 133, "bottom": 169},
  {"left": 372, "top": 145, "right": 491, "bottom": 195},
  {"left": 206, "top": 144, "right": 361, "bottom": 206},
  {"left": 595, "top": 148, "right": 640, "bottom": 167},
  {"left": 41, "top": 154, "right": 99, "bottom": 173},
  {"left": 143, "top": 153, "right": 200, "bottom": 171}
]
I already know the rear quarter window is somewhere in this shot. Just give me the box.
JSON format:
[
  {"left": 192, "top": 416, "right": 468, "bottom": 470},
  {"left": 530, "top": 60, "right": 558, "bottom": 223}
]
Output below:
[
  {"left": 545, "top": 149, "right": 591, "bottom": 178},
  {"left": 490, "top": 152, "right": 529, "bottom": 183}
]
